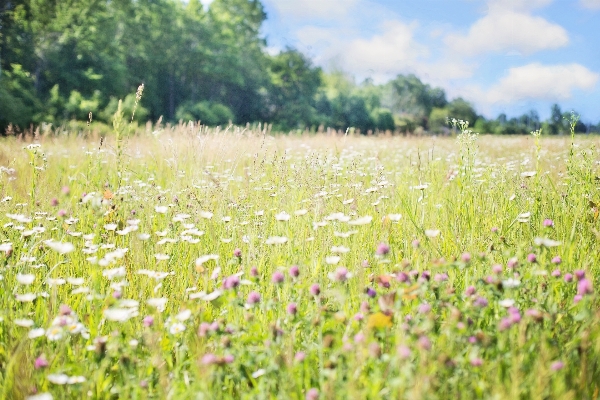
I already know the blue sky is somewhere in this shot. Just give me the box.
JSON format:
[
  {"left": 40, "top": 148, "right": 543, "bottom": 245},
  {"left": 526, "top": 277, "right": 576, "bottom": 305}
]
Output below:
[{"left": 251, "top": 0, "right": 600, "bottom": 123}]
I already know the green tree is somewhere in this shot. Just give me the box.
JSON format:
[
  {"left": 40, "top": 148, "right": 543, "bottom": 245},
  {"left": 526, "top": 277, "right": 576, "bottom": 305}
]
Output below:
[
  {"left": 266, "top": 48, "right": 322, "bottom": 129},
  {"left": 447, "top": 98, "right": 477, "bottom": 126},
  {"left": 548, "top": 104, "right": 563, "bottom": 135}
]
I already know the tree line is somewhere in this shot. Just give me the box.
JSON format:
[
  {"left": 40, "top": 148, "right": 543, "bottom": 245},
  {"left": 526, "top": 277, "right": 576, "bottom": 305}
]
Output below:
[{"left": 0, "top": 0, "right": 596, "bottom": 135}]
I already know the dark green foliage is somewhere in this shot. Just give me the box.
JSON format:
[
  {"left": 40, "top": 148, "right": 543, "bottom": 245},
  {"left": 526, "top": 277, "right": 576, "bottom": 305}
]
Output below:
[
  {"left": 175, "top": 101, "right": 234, "bottom": 126},
  {"left": 0, "top": 0, "right": 593, "bottom": 134}
]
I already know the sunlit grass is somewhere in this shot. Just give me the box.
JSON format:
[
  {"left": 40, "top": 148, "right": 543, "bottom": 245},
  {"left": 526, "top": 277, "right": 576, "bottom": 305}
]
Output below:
[{"left": 0, "top": 125, "right": 599, "bottom": 399}]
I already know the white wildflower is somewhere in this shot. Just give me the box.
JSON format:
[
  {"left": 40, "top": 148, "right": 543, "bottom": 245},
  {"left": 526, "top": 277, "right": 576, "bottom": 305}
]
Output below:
[
  {"left": 348, "top": 216, "right": 372, "bottom": 226},
  {"left": 147, "top": 297, "right": 168, "bottom": 312},
  {"left": 47, "top": 374, "right": 69, "bottom": 385},
  {"left": 44, "top": 240, "right": 75, "bottom": 254},
  {"left": 425, "top": 229, "right": 441, "bottom": 238},
  {"left": 275, "top": 211, "right": 291, "bottom": 221},
  {"left": 14, "top": 318, "right": 35, "bottom": 327},
  {"left": 502, "top": 278, "right": 521, "bottom": 289},
  {"left": 265, "top": 236, "right": 288, "bottom": 245},
  {"left": 104, "top": 308, "right": 136, "bottom": 322},
  {"left": 325, "top": 256, "right": 341, "bottom": 265},
  {"left": 499, "top": 299, "right": 515, "bottom": 308},
  {"left": 16, "top": 293, "right": 37, "bottom": 302},
  {"left": 199, "top": 211, "right": 213, "bottom": 219},
  {"left": 169, "top": 322, "right": 186, "bottom": 334},
  {"left": 16, "top": 273, "right": 35, "bottom": 285},
  {"left": 28, "top": 328, "right": 46, "bottom": 339}
]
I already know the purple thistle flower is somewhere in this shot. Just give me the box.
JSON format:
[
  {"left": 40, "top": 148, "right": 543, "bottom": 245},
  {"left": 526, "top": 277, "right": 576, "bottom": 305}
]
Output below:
[
  {"left": 59, "top": 304, "right": 72, "bottom": 316},
  {"left": 62, "top": 186, "right": 70, "bottom": 195},
  {"left": 376, "top": 242, "right": 390, "bottom": 256},
  {"left": 223, "top": 275, "right": 240, "bottom": 290},
  {"left": 551, "top": 269, "right": 561, "bottom": 277},
  {"left": 397, "top": 345, "right": 411, "bottom": 359},
  {"left": 309, "top": 284, "right": 321, "bottom": 296},
  {"left": 492, "top": 264, "right": 503, "bottom": 274},
  {"left": 526, "top": 309, "right": 543, "bottom": 321},
  {"left": 201, "top": 353, "right": 217, "bottom": 365},
  {"left": 417, "top": 335, "right": 431, "bottom": 350},
  {"left": 223, "top": 354, "right": 234, "bottom": 364},
  {"left": 564, "top": 273, "right": 573, "bottom": 283},
  {"left": 289, "top": 265, "right": 300, "bottom": 278},
  {"left": 461, "top": 252, "right": 471, "bottom": 263},
  {"left": 306, "top": 388, "right": 319, "bottom": 400},
  {"left": 574, "top": 270, "right": 586, "bottom": 281},
  {"left": 112, "top": 291, "right": 122, "bottom": 299},
  {"left": 250, "top": 266, "right": 259, "bottom": 277},
  {"left": 434, "top": 273, "right": 448, "bottom": 282},
  {"left": 420, "top": 271, "right": 431, "bottom": 281},
  {"left": 354, "top": 332, "right": 365, "bottom": 343},
  {"left": 543, "top": 219, "right": 554, "bottom": 227},
  {"left": 551, "top": 256, "right": 562, "bottom": 264},
  {"left": 198, "top": 322, "right": 211, "bottom": 337},
  {"left": 527, "top": 253, "right": 537, "bottom": 263},
  {"left": 233, "top": 248, "right": 242, "bottom": 258},
  {"left": 468, "top": 336, "right": 477, "bottom": 344},
  {"left": 550, "top": 361, "right": 564, "bottom": 371},
  {"left": 412, "top": 239, "right": 420, "bottom": 248},
  {"left": 247, "top": 291, "right": 261, "bottom": 305},
  {"left": 491, "top": 227, "right": 499, "bottom": 233},
  {"left": 499, "top": 318, "right": 512, "bottom": 331},
  {"left": 361, "top": 260, "right": 370, "bottom": 268},
  {"left": 360, "top": 301, "right": 370, "bottom": 314},
  {"left": 353, "top": 313, "right": 364, "bottom": 321},
  {"left": 142, "top": 316, "right": 154, "bottom": 327},
  {"left": 51, "top": 198, "right": 59, "bottom": 207},
  {"left": 465, "top": 286, "right": 476, "bottom": 296},
  {"left": 366, "top": 287, "right": 377, "bottom": 298},
  {"left": 474, "top": 296, "right": 488, "bottom": 308},
  {"left": 286, "top": 303, "right": 298, "bottom": 315},
  {"left": 574, "top": 294, "right": 583, "bottom": 303},
  {"left": 34, "top": 355, "right": 48, "bottom": 369},
  {"left": 470, "top": 357, "right": 483, "bottom": 367},
  {"left": 509, "top": 312, "right": 521, "bottom": 324},
  {"left": 418, "top": 303, "right": 432, "bottom": 314},
  {"left": 507, "top": 257, "right": 518, "bottom": 269},
  {"left": 272, "top": 271, "right": 285, "bottom": 284},
  {"left": 295, "top": 351, "right": 306, "bottom": 362},
  {"left": 396, "top": 272, "right": 409, "bottom": 283},
  {"left": 334, "top": 267, "right": 349, "bottom": 282},
  {"left": 577, "top": 278, "right": 593, "bottom": 295}
]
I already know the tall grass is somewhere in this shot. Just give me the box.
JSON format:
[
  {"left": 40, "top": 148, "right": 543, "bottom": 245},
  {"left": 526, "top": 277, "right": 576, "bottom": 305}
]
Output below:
[{"left": 0, "top": 124, "right": 599, "bottom": 399}]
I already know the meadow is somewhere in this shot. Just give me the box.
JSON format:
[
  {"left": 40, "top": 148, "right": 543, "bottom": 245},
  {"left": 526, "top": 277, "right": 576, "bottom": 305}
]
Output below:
[{"left": 0, "top": 121, "right": 599, "bottom": 399}]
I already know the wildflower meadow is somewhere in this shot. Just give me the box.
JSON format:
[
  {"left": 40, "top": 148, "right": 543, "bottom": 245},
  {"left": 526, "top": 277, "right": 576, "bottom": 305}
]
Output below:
[{"left": 1, "top": 119, "right": 599, "bottom": 399}]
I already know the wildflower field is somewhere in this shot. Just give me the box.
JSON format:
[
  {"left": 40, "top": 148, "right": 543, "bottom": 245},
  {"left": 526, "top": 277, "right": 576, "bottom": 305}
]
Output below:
[{"left": 1, "top": 124, "right": 600, "bottom": 399}]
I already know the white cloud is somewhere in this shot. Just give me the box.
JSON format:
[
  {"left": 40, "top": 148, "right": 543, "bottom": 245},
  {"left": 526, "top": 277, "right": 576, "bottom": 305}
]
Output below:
[
  {"left": 267, "top": 0, "right": 360, "bottom": 19},
  {"left": 342, "top": 21, "right": 427, "bottom": 75},
  {"left": 296, "top": 21, "right": 476, "bottom": 84},
  {"left": 471, "top": 63, "right": 599, "bottom": 104},
  {"left": 487, "top": 0, "right": 553, "bottom": 12},
  {"left": 445, "top": 8, "right": 568, "bottom": 56},
  {"left": 580, "top": 0, "right": 600, "bottom": 9}
]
